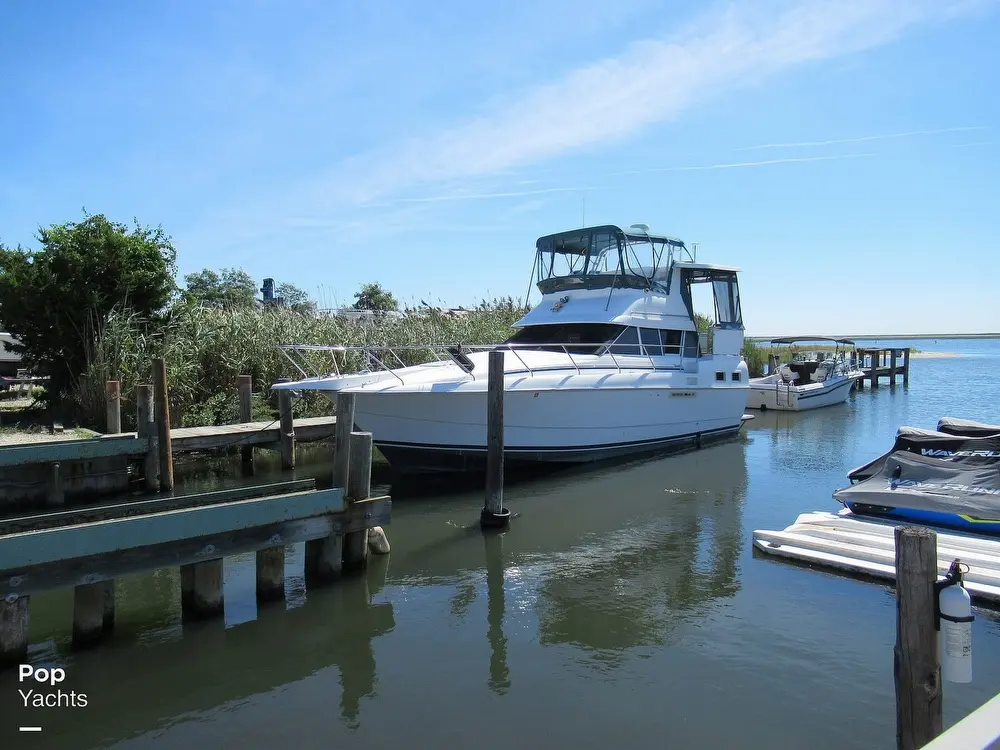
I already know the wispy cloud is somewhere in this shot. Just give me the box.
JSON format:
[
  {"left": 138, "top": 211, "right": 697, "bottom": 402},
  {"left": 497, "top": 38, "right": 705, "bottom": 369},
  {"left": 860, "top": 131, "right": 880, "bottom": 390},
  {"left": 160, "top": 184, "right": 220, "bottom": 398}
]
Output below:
[
  {"left": 608, "top": 152, "right": 878, "bottom": 176},
  {"left": 737, "top": 125, "right": 990, "bottom": 151},
  {"left": 319, "top": 0, "right": 994, "bottom": 206}
]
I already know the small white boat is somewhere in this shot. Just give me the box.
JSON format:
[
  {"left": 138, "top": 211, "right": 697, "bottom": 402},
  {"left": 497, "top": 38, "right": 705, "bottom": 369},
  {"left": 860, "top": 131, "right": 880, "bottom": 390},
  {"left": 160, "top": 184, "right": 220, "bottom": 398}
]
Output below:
[
  {"left": 745, "top": 337, "right": 865, "bottom": 411},
  {"left": 273, "top": 223, "right": 754, "bottom": 474}
]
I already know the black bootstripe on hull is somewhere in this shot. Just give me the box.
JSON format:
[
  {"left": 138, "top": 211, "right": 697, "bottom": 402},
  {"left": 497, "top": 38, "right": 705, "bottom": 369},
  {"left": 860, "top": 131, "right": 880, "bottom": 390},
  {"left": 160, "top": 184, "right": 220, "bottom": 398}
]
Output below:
[{"left": 375, "top": 423, "right": 746, "bottom": 474}]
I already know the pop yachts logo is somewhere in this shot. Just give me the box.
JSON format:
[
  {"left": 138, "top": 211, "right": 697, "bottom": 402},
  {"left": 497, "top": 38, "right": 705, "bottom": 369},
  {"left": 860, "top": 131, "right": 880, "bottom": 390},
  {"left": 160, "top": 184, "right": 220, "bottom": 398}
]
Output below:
[{"left": 920, "top": 448, "right": 1000, "bottom": 458}]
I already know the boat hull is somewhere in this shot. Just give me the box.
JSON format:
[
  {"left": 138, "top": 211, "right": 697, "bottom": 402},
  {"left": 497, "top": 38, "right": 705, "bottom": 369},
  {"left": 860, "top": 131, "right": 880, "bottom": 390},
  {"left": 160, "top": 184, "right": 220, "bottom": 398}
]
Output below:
[
  {"left": 339, "top": 386, "right": 750, "bottom": 474},
  {"left": 745, "top": 373, "right": 859, "bottom": 411},
  {"left": 844, "top": 502, "right": 1000, "bottom": 536}
]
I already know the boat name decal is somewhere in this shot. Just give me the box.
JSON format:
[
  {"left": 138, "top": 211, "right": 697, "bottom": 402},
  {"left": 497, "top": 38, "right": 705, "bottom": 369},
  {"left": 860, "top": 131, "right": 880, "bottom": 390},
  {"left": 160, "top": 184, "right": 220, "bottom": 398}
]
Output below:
[
  {"left": 919, "top": 448, "right": 1000, "bottom": 458},
  {"left": 889, "top": 479, "right": 1000, "bottom": 495},
  {"left": 671, "top": 390, "right": 696, "bottom": 397}
]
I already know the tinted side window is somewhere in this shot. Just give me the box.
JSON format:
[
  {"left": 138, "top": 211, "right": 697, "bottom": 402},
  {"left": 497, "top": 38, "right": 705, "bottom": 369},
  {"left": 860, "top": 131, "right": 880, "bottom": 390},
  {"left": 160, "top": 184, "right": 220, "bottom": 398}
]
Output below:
[
  {"left": 608, "top": 327, "right": 641, "bottom": 355},
  {"left": 639, "top": 328, "right": 662, "bottom": 356},
  {"left": 661, "top": 330, "right": 683, "bottom": 355},
  {"left": 682, "top": 331, "right": 699, "bottom": 358}
]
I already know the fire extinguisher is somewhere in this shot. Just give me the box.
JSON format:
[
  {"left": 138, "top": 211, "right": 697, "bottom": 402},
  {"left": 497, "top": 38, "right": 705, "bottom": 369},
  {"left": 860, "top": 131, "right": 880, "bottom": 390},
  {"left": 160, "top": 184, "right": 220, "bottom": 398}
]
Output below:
[{"left": 935, "top": 559, "right": 974, "bottom": 684}]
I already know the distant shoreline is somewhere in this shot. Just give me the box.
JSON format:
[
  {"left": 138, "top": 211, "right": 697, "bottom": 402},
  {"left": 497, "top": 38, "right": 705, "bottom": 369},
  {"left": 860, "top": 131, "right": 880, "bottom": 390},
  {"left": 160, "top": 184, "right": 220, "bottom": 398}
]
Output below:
[
  {"left": 909, "top": 351, "right": 962, "bottom": 359},
  {"left": 748, "top": 333, "right": 1000, "bottom": 341}
]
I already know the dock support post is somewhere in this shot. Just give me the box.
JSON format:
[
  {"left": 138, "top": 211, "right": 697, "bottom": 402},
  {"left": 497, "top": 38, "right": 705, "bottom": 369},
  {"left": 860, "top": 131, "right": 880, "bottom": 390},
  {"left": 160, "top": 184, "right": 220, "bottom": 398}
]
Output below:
[
  {"left": 256, "top": 547, "right": 286, "bottom": 603},
  {"left": 46, "top": 462, "right": 64, "bottom": 506},
  {"left": 344, "top": 431, "right": 373, "bottom": 572},
  {"left": 153, "top": 358, "right": 174, "bottom": 491},
  {"left": 238, "top": 375, "right": 254, "bottom": 471},
  {"left": 72, "top": 583, "right": 108, "bottom": 648},
  {"left": 180, "top": 560, "right": 224, "bottom": 619},
  {"left": 894, "top": 526, "right": 942, "bottom": 750},
  {"left": 890, "top": 349, "right": 898, "bottom": 386},
  {"left": 137, "top": 384, "right": 160, "bottom": 492},
  {"left": 306, "top": 392, "right": 354, "bottom": 582},
  {"left": 277, "top": 378, "right": 295, "bottom": 470},
  {"left": 0, "top": 595, "right": 29, "bottom": 669},
  {"left": 481, "top": 349, "right": 510, "bottom": 529},
  {"left": 106, "top": 379, "right": 121, "bottom": 434},
  {"left": 903, "top": 348, "right": 911, "bottom": 386}
]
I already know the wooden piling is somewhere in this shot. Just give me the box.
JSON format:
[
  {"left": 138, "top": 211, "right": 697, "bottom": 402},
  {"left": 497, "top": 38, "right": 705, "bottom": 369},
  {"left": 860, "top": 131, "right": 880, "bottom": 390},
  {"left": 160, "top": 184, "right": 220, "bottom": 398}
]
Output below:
[
  {"left": 890, "top": 349, "right": 898, "bottom": 386},
  {"left": 238, "top": 375, "right": 254, "bottom": 470},
  {"left": 306, "top": 393, "right": 355, "bottom": 582},
  {"left": 180, "top": 560, "right": 224, "bottom": 619},
  {"left": 106, "top": 380, "right": 121, "bottom": 434},
  {"left": 894, "top": 526, "right": 942, "bottom": 750},
  {"left": 903, "top": 347, "right": 911, "bottom": 386},
  {"left": 47, "top": 462, "right": 64, "bottom": 506},
  {"left": 277, "top": 378, "right": 295, "bottom": 469},
  {"left": 344, "top": 431, "right": 373, "bottom": 571},
  {"left": 72, "top": 582, "right": 107, "bottom": 648},
  {"left": 0, "top": 595, "right": 29, "bottom": 668},
  {"left": 153, "top": 358, "right": 174, "bottom": 491},
  {"left": 481, "top": 349, "right": 509, "bottom": 529},
  {"left": 136, "top": 384, "right": 160, "bottom": 492},
  {"left": 256, "top": 547, "right": 285, "bottom": 603}
]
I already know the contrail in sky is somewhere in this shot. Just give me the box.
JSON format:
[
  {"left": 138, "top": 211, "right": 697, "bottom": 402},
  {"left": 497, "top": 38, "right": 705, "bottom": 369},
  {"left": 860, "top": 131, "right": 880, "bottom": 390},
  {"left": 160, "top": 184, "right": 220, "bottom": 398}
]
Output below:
[{"left": 737, "top": 126, "right": 989, "bottom": 151}]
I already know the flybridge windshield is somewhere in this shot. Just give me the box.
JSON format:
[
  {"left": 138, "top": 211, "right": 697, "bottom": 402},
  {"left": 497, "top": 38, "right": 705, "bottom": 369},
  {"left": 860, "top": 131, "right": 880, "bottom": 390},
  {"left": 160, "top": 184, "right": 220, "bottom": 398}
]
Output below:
[{"left": 534, "top": 225, "right": 688, "bottom": 295}]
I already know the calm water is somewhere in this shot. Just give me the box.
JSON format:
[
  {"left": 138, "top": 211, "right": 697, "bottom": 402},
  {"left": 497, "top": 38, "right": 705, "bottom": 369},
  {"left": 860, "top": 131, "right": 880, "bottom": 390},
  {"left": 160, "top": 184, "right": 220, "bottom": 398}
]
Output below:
[{"left": 4, "top": 338, "right": 1000, "bottom": 749}]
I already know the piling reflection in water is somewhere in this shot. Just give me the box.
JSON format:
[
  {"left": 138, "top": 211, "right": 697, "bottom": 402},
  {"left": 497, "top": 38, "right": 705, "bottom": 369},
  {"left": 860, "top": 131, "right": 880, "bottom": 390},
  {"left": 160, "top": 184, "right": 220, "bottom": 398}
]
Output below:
[
  {"left": 0, "top": 566, "right": 395, "bottom": 748},
  {"left": 483, "top": 532, "right": 510, "bottom": 695}
]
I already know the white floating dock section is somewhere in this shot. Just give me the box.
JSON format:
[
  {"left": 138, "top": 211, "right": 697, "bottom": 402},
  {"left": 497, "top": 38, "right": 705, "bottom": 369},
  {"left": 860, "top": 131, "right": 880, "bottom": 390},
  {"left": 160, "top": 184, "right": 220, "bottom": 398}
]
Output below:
[{"left": 752, "top": 510, "right": 1000, "bottom": 603}]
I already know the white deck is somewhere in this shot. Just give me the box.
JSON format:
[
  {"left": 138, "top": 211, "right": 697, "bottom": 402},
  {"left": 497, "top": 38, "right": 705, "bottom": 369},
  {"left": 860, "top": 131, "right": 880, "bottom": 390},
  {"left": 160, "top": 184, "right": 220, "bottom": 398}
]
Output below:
[{"left": 751, "top": 510, "right": 1000, "bottom": 603}]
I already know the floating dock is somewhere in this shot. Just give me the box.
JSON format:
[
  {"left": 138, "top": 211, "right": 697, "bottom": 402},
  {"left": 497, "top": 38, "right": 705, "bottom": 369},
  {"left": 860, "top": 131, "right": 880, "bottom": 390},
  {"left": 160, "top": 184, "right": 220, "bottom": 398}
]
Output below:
[{"left": 752, "top": 509, "right": 1000, "bottom": 603}]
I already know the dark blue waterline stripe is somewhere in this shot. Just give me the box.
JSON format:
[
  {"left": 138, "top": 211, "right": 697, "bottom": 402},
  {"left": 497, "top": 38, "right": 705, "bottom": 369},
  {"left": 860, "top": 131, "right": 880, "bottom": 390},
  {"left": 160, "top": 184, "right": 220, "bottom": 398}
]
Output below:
[{"left": 373, "top": 423, "right": 743, "bottom": 454}]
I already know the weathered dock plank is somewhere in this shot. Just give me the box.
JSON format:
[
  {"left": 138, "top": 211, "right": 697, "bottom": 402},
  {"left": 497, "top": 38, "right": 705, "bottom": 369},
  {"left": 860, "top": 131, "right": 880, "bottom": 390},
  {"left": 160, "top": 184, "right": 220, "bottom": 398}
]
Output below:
[
  {"left": 0, "top": 487, "right": 346, "bottom": 570},
  {"left": 0, "top": 434, "right": 148, "bottom": 468},
  {"left": 0, "top": 478, "right": 318, "bottom": 534},
  {"left": 168, "top": 415, "right": 337, "bottom": 451},
  {"left": 0, "top": 497, "right": 391, "bottom": 597}
]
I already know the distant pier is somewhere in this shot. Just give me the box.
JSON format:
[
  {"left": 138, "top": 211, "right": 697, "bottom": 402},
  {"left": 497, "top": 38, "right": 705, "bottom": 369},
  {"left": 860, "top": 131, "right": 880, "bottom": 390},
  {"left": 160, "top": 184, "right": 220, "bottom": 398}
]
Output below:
[{"left": 852, "top": 347, "right": 910, "bottom": 388}]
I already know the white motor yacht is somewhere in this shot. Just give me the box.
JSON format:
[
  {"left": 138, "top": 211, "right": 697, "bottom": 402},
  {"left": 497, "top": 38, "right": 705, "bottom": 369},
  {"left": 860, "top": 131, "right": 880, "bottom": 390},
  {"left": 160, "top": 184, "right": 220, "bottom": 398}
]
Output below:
[
  {"left": 272, "top": 223, "right": 753, "bottom": 473},
  {"left": 746, "top": 337, "right": 865, "bottom": 411}
]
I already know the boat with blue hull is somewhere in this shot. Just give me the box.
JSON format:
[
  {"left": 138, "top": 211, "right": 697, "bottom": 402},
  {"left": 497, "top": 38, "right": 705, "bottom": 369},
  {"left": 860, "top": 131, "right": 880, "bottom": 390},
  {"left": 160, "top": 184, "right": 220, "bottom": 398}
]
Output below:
[{"left": 834, "top": 418, "right": 1000, "bottom": 535}]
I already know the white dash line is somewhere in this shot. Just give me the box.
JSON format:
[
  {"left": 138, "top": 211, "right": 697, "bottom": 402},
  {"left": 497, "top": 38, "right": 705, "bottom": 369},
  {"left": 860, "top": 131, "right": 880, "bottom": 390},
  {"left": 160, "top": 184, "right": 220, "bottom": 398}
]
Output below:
[{"left": 19, "top": 726, "right": 42, "bottom": 732}]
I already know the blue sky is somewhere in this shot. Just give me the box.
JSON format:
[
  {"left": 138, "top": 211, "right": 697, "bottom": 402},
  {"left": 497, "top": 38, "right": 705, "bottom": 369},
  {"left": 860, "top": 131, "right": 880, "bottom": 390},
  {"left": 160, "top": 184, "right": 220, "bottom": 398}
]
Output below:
[{"left": 1, "top": 0, "right": 998, "bottom": 335}]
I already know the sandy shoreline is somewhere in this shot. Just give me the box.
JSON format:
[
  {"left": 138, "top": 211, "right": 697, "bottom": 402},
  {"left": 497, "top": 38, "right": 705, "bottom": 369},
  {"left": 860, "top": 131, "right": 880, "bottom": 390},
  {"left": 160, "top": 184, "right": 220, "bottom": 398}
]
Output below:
[{"left": 908, "top": 351, "right": 963, "bottom": 359}]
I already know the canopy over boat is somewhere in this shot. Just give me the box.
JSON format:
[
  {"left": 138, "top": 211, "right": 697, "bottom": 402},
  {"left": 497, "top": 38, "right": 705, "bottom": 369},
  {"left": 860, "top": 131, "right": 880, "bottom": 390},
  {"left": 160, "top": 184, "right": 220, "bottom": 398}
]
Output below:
[
  {"left": 835, "top": 432, "right": 1000, "bottom": 517},
  {"left": 765, "top": 336, "right": 857, "bottom": 346}
]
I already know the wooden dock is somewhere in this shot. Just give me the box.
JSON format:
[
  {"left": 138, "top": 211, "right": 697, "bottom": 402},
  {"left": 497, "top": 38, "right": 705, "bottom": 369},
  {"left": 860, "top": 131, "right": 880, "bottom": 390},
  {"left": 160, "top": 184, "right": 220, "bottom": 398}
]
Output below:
[
  {"left": 853, "top": 347, "right": 910, "bottom": 388},
  {"left": 0, "top": 369, "right": 338, "bottom": 505},
  {"left": 0, "top": 400, "right": 390, "bottom": 667}
]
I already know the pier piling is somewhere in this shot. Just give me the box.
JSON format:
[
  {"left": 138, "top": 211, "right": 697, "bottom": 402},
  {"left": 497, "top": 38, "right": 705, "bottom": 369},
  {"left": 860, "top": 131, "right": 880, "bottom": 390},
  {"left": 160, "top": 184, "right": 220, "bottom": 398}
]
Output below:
[
  {"left": 306, "top": 393, "right": 355, "bottom": 582},
  {"left": 256, "top": 547, "right": 286, "bottom": 603},
  {"left": 277, "top": 378, "right": 296, "bottom": 469},
  {"left": 137, "top": 384, "right": 160, "bottom": 492},
  {"left": 153, "top": 358, "right": 174, "bottom": 491},
  {"left": 344, "top": 431, "right": 373, "bottom": 572},
  {"left": 0, "top": 595, "right": 29, "bottom": 667},
  {"left": 481, "top": 349, "right": 510, "bottom": 529},
  {"left": 238, "top": 375, "right": 254, "bottom": 471},
  {"left": 106, "top": 380, "right": 122, "bottom": 434},
  {"left": 72, "top": 582, "right": 108, "bottom": 648},
  {"left": 894, "top": 526, "right": 942, "bottom": 750},
  {"left": 180, "top": 559, "right": 225, "bottom": 620}
]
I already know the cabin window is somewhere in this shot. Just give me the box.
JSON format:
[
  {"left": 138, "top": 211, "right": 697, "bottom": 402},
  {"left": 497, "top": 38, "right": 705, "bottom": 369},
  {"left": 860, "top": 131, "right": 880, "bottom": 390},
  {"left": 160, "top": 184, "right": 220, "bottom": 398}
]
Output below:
[
  {"left": 639, "top": 328, "right": 662, "bottom": 356},
  {"left": 683, "top": 331, "right": 699, "bottom": 358},
  {"left": 715, "top": 371, "right": 725, "bottom": 382},
  {"left": 504, "top": 323, "right": 625, "bottom": 354},
  {"left": 732, "top": 371, "right": 741, "bottom": 382},
  {"left": 608, "top": 327, "right": 641, "bottom": 355},
  {"left": 661, "top": 329, "right": 683, "bottom": 355}
]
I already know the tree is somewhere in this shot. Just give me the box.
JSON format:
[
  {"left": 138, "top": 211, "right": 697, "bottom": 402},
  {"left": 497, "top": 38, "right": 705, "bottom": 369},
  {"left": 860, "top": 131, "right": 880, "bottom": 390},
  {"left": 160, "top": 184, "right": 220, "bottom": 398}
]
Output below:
[
  {"left": 182, "top": 267, "right": 257, "bottom": 308},
  {"left": 275, "top": 282, "right": 316, "bottom": 314},
  {"left": 0, "top": 212, "right": 177, "bottom": 400},
  {"left": 352, "top": 282, "right": 398, "bottom": 312}
]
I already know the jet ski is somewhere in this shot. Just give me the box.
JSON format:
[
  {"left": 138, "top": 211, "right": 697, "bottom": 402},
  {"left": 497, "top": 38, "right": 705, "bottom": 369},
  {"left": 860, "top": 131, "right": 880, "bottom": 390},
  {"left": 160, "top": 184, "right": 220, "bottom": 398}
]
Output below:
[{"left": 834, "top": 417, "right": 1000, "bottom": 535}]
